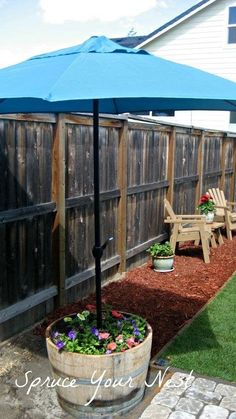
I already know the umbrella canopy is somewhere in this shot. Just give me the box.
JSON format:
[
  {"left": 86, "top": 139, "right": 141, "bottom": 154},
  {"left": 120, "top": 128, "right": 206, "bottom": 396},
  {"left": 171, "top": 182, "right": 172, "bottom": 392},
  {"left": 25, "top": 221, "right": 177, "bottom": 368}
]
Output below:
[
  {"left": 1, "top": 35, "right": 236, "bottom": 327},
  {"left": 1, "top": 35, "right": 236, "bottom": 113}
]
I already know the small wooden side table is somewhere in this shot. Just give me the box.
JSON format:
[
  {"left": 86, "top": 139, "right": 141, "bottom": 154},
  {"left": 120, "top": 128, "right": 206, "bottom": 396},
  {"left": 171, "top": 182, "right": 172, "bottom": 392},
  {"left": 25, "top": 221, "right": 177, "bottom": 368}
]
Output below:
[{"left": 206, "top": 221, "right": 225, "bottom": 248}]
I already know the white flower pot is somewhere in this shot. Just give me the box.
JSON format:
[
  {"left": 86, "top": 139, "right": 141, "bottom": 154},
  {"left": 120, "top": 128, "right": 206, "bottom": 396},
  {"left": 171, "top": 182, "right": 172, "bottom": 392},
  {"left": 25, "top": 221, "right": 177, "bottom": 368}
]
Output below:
[
  {"left": 205, "top": 212, "right": 214, "bottom": 223},
  {"left": 153, "top": 255, "right": 174, "bottom": 272}
]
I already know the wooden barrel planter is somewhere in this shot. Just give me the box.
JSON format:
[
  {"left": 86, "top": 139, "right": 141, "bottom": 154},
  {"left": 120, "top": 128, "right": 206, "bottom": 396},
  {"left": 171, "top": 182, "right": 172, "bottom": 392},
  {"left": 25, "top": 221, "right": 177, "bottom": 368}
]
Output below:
[{"left": 46, "top": 315, "right": 152, "bottom": 418}]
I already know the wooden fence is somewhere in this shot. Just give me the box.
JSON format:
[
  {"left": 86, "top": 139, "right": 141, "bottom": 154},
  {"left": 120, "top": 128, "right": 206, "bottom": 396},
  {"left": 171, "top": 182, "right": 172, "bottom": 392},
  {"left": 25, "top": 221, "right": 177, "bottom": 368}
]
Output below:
[{"left": 0, "top": 113, "right": 235, "bottom": 340}]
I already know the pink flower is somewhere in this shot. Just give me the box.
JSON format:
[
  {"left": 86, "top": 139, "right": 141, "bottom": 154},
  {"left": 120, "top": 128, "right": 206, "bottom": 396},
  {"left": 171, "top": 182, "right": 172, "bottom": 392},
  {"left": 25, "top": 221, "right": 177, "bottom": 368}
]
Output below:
[
  {"left": 116, "top": 334, "right": 123, "bottom": 343},
  {"left": 111, "top": 310, "right": 123, "bottom": 319},
  {"left": 126, "top": 337, "right": 135, "bottom": 349},
  {"left": 107, "top": 342, "right": 117, "bottom": 351},
  {"left": 99, "top": 332, "right": 110, "bottom": 340}
]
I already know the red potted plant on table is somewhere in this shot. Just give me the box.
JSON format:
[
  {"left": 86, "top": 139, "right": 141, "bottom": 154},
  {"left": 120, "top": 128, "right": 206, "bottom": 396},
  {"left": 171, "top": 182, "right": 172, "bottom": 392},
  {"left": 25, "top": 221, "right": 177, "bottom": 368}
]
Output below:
[{"left": 198, "top": 192, "right": 216, "bottom": 223}]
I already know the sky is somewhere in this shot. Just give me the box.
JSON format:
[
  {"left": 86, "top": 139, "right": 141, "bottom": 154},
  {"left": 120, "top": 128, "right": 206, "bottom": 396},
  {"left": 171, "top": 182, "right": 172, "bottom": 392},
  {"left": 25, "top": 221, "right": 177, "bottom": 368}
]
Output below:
[{"left": 0, "top": 0, "right": 199, "bottom": 68}]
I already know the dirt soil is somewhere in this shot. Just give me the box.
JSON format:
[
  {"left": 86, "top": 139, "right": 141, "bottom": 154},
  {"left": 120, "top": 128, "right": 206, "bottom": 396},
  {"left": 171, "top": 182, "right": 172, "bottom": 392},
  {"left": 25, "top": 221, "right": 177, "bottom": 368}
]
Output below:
[{"left": 35, "top": 235, "right": 236, "bottom": 357}]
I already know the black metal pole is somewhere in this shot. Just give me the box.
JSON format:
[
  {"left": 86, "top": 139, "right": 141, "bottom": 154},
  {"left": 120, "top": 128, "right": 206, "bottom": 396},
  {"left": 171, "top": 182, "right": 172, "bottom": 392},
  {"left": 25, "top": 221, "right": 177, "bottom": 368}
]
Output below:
[{"left": 92, "top": 99, "right": 103, "bottom": 329}]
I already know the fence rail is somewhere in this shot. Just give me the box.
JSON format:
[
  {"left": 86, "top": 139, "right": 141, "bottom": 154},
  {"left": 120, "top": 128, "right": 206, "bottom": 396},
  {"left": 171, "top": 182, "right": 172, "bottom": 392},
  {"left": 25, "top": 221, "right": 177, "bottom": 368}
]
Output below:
[{"left": 0, "top": 113, "right": 235, "bottom": 340}]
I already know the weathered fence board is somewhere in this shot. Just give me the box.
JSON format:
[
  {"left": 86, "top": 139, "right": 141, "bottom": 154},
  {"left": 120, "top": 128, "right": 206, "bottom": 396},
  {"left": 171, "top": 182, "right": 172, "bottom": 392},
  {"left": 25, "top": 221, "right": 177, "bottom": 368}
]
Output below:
[
  {"left": 0, "top": 113, "right": 235, "bottom": 340},
  {"left": 173, "top": 132, "right": 200, "bottom": 214},
  {"left": 202, "top": 135, "right": 222, "bottom": 192}
]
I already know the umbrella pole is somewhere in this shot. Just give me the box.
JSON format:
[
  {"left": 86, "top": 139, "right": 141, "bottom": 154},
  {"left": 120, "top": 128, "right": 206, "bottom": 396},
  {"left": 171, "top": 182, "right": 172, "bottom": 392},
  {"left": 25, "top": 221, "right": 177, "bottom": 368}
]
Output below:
[{"left": 92, "top": 99, "right": 103, "bottom": 329}]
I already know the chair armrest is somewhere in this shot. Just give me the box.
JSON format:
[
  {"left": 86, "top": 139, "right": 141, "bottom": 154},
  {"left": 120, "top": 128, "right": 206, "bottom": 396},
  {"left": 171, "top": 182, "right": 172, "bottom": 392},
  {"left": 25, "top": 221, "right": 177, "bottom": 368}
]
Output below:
[
  {"left": 176, "top": 214, "right": 205, "bottom": 219},
  {"left": 215, "top": 205, "right": 230, "bottom": 211},
  {"left": 227, "top": 201, "right": 236, "bottom": 209},
  {"left": 164, "top": 218, "right": 206, "bottom": 225}
]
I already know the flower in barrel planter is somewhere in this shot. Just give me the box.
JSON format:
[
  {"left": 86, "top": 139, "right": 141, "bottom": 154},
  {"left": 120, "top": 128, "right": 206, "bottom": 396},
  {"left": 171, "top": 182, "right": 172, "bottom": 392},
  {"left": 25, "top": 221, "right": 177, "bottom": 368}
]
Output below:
[
  {"left": 46, "top": 306, "right": 152, "bottom": 417},
  {"left": 50, "top": 307, "right": 147, "bottom": 355},
  {"left": 147, "top": 241, "right": 174, "bottom": 272},
  {"left": 198, "top": 192, "right": 216, "bottom": 223}
]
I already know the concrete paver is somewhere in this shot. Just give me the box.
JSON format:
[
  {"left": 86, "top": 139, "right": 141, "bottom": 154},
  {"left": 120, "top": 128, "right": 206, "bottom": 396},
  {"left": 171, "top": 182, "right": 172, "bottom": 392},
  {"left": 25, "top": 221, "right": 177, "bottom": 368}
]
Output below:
[
  {"left": 175, "top": 397, "right": 204, "bottom": 415},
  {"left": 220, "top": 396, "right": 236, "bottom": 411},
  {"left": 140, "top": 371, "right": 236, "bottom": 419},
  {"left": 199, "top": 404, "right": 229, "bottom": 418},
  {"left": 140, "top": 404, "right": 171, "bottom": 418}
]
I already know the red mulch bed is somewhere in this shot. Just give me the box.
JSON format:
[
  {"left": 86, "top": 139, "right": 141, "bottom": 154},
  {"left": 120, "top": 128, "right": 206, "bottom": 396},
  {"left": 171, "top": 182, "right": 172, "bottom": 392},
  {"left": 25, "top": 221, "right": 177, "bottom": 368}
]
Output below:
[{"left": 35, "top": 235, "right": 236, "bottom": 356}]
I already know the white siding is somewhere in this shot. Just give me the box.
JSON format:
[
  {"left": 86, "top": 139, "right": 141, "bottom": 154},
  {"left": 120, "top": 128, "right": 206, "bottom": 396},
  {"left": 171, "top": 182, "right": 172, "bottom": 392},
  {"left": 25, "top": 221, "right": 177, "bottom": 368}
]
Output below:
[{"left": 144, "top": 0, "right": 236, "bottom": 131}]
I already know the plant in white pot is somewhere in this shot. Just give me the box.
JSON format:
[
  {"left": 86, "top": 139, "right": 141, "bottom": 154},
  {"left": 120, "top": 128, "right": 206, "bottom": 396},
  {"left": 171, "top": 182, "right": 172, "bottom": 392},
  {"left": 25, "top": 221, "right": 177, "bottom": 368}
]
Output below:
[
  {"left": 46, "top": 305, "right": 152, "bottom": 417},
  {"left": 197, "top": 192, "right": 216, "bottom": 223},
  {"left": 147, "top": 241, "right": 174, "bottom": 272}
]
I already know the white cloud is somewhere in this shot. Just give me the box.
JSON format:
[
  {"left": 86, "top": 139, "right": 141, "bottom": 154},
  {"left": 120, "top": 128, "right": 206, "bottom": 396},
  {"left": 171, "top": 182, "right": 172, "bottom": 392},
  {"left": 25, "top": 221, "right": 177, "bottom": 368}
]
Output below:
[
  {"left": 39, "top": 0, "right": 158, "bottom": 24},
  {"left": 0, "top": 49, "right": 22, "bottom": 69},
  {"left": 0, "top": 43, "right": 65, "bottom": 69},
  {"left": 158, "top": 0, "right": 168, "bottom": 8}
]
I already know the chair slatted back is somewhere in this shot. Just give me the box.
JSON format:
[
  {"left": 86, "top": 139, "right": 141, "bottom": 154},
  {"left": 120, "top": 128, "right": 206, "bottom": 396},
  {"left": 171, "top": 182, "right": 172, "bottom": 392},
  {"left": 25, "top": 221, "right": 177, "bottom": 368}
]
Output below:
[{"left": 208, "top": 188, "right": 226, "bottom": 217}]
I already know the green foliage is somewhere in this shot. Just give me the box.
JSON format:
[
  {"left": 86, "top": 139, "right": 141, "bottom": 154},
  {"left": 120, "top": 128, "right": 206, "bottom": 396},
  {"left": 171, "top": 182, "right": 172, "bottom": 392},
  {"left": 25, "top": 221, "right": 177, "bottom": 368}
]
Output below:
[
  {"left": 198, "top": 193, "right": 216, "bottom": 214},
  {"left": 161, "top": 274, "right": 236, "bottom": 381},
  {"left": 147, "top": 241, "right": 174, "bottom": 257},
  {"left": 51, "top": 308, "right": 147, "bottom": 355}
]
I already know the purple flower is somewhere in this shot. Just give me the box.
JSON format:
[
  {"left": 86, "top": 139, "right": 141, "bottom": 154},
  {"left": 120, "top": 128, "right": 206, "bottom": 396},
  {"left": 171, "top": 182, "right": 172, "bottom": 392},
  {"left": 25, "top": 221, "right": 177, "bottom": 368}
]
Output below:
[
  {"left": 117, "top": 320, "right": 122, "bottom": 328},
  {"left": 106, "top": 349, "right": 112, "bottom": 354},
  {"left": 91, "top": 327, "right": 99, "bottom": 337},
  {"left": 56, "top": 341, "right": 65, "bottom": 350},
  {"left": 134, "top": 328, "right": 140, "bottom": 336},
  {"left": 52, "top": 331, "right": 59, "bottom": 339},
  {"left": 68, "top": 330, "right": 76, "bottom": 340}
]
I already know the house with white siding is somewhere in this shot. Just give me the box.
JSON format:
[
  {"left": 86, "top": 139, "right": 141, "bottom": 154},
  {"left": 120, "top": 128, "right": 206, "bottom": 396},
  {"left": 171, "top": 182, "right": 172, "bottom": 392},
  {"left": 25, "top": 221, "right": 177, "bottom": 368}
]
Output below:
[{"left": 115, "top": 0, "right": 236, "bottom": 131}]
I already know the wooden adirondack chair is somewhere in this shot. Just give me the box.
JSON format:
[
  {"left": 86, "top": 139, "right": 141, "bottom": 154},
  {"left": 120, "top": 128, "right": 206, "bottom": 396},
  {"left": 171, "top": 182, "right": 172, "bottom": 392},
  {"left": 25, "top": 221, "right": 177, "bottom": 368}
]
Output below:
[
  {"left": 164, "top": 199, "right": 213, "bottom": 263},
  {"left": 208, "top": 188, "right": 236, "bottom": 240}
]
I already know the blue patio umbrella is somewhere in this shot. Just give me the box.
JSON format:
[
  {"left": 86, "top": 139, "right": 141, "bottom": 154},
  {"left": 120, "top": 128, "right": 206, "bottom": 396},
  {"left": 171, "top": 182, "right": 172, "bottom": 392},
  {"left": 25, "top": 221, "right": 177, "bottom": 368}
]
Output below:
[{"left": 1, "top": 35, "right": 236, "bottom": 327}]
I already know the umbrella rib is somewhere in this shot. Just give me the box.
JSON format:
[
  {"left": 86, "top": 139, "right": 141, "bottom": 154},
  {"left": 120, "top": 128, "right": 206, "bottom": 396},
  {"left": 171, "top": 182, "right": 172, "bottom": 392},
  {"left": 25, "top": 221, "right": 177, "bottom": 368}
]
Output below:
[
  {"left": 112, "top": 98, "right": 119, "bottom": 114},
  {"left": 45, "top": 56, "right": 82, "bottom": 101}
]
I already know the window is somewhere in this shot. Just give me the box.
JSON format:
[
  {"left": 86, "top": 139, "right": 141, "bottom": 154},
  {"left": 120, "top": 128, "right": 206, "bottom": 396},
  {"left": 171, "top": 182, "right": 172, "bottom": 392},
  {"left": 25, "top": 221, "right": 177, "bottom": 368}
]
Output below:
[
  {"left": 230, "top": 111, "right": 236, "bottom": 123},
  {"left": 228, "top": 7, "right": 236, "bottom": 43}
]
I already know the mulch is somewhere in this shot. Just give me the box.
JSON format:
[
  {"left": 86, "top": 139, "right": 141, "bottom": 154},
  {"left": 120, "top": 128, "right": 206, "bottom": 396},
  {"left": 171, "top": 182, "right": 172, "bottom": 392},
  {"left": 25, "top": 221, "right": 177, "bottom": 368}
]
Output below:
[{"left": 35, "top": 234, "right": 236, "bottom": 357}]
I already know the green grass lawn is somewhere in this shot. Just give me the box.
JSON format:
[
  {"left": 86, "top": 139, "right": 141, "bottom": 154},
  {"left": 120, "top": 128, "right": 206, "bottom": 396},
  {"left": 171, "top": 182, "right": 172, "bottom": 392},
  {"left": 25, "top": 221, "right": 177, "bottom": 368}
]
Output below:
[{"left": 160, "top": 273, "right": 236, "bottom": 382}]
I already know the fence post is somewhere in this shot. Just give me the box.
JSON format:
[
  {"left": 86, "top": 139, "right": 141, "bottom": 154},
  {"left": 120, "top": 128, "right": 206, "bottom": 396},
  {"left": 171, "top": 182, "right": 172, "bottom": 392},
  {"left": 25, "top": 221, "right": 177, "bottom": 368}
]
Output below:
[
  {"left": 195, "top": 131, "right": 204, "bottom": 208},
  {"left": 166, "top": 127, "right": 176, "bottom": 206},
  {"left": 52, "top": 114, "right": 66, "bottom": 306},
  {"left": 220, "top": 135, "right": 227, "bottom": 192},
  {"left": 117, "top": 119, "right": 128, "bottom": 274}
]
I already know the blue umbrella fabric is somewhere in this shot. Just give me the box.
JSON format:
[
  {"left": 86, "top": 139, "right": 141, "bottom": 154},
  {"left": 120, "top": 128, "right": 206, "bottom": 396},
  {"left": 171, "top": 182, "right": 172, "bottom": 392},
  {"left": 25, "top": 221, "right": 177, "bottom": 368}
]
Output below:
[
  {"left": 1, "top": 35, "right": 236, "bottom": 113},
  {"left": 1, "top": 35, "right": 236, "bottom": 328}
]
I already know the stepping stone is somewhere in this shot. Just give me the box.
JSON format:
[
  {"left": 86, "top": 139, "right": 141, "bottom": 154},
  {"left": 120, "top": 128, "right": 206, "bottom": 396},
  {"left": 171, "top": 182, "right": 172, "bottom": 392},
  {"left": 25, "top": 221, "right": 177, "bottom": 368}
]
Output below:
[
  {"left": 176, "top": 397, "right": 204, "bottom": 415},
  {"left": 163, "top": 372, "right": 195, "bottom": 395},
  {"left": 151, "top": 392, "right": 179, "bottom": 408},
  {"left": 216, "top": 383, "right": 236, "bottom": 397},
  {"left": 220, "top": 396, "right": 236, "bottom": 411},
  {"left": 169, "top": 412, "right": 195, "bottom": 419},
  {"left": 139, "top": 404, "right": 171, "bottom": 418},
  {"left": 185, "top": 387, "right": 222, "bottom": 404},
  {"left": 191, "top": 377, "right": 216, "bottom": 392},
  {"left": 169, "top": 372, "right": 195, "bottom": 387},
  {"left": 199, "top": 404, "right": 229, "bottom": 419}
]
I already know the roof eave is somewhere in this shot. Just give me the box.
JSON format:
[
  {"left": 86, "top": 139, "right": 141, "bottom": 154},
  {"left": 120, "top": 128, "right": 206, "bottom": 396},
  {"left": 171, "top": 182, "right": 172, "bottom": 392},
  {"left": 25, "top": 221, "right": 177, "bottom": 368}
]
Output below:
[{"left": 137, "top": 0, "right": 218, "bottom": 49}]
